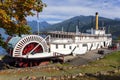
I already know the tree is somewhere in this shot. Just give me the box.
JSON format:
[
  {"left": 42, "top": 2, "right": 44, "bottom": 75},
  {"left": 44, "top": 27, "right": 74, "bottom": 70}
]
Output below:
[
  {"left": 0, "top": 0, "right": 46, "bottom": 48},
  {"left": 0, "top": 0, "right": 46, "bottom": 36},
  {"left": 0, "top": 35, "right": 7, "bottom": 50}
]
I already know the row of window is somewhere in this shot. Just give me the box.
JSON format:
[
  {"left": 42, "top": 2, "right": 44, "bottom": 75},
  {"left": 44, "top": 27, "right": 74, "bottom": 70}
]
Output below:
[
  {"left": 56, "top": 44, "right": 71, "bottom": 49},
  {"left": 55, "top": 44, "right": 88, "bottom": 49},
  {"left": 55, "top": 42, "right": 106, "bottom": 50}
]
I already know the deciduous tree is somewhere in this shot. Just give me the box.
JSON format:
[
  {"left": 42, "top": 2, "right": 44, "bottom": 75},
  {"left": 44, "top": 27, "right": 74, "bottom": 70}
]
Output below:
[
  {"left": 0, "top": 0, "right": 46, "bottom": 48},
  {"left": 0, "top": 0, "right": 46, "bottom": 36}
]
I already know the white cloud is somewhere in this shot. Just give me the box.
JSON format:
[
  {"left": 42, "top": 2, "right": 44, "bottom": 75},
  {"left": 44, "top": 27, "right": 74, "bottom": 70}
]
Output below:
[
  {"left": 27, "top": 0, "right": 120, "bottom": 24},
  {"left": 47, "top": 21, "right": 62, "bottom": 24}
]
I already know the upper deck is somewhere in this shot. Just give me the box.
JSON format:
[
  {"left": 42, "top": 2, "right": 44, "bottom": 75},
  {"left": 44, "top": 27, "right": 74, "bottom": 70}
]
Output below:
[{"left": 39, "top": 30, "right": 112, "bottom": 44}]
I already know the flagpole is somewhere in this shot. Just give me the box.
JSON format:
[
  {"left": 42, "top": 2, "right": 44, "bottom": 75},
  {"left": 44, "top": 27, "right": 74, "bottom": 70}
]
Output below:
[{"left": 37, "top": 12, "right": 39, "bottom": 35}]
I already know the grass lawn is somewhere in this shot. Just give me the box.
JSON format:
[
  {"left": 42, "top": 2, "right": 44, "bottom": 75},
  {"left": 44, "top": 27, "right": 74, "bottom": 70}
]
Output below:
[
  {"left": 0, "top": 51, "right": 120, "bottom": 80},
  {"left": 80, "top": 51, "right": 120, "bottom": 73}
]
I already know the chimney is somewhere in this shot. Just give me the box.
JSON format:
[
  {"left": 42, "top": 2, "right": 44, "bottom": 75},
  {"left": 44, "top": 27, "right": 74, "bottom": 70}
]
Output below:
[{"left": 95, "top": 12, "right": 99, "bottom": 30}]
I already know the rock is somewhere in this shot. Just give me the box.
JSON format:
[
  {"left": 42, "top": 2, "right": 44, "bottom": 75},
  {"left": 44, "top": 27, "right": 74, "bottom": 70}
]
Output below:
[
  {"left": 63, "top": 67, "right": 67, "bottom": 70},
  {"left": 114, "top": 70, "right": 119, "bottom": 73},
  {"left": 95, "top": 71, "right": 101, "bottom": 76},
  {"left": 107, "top": 70, "right": 115, "bottom": 75},
  {"left": 51, "top": 77, "right": 57, "bottom": 80},
  {"left": 72, "top": 75, "right": 76, "bottom": 78},
  {"left": 100, "top": 56, "right": 104, "bottom": 59},
  {"left": 52, "top": 67, "right": 57, "bottom": 70},
  {"left": 60, "top": 76, "right": 65, "bottom": 80},
  {"left": 19, "top": 78, "right": 23, "bottom": 80},
  {"left": 31, "top": 76, "right": 37, "bottom": 80},
  {"left": 97, "top": 58, "right": 100, "bottom": 60},
  {"left": 46, "top": 77, "right": 52, "bottom": 80},
  {"left": 78, "top": 73, "right": 84, "bottom": 77},
  {"left": 85, "top": 73, "right": 94, "bottom": 77},
  {"left": 73, "top": 66, "right": 78, "bottom": 69},
  {"left": 25, "top": 76, "right": 31, "bottom": 80},
  {"left": 68, "top": 67, "right": 73, "bottom": 69},
  {"left": 82, "top": 65, "right": 86, "bottom": 67},
  {"left": 67, "top": 75, "right": 71, "bottom": 79}
]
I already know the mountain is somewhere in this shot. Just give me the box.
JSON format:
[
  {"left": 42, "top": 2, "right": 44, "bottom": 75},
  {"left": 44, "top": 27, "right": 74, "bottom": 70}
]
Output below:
[
  {"left": 27, "top": 21, "right": 51, "bottom": 32},
  {"left": 45, "top": 15, "right": 112, "bottom": 32},
  {"left": 0, "top": 28, "right": 9, "bottom": 40},
  {"left": 0, "top": 28, "right": 8, "bottom": 55},
  {"left": 114, "top": 18, "right": 120, "bottom": 21},
  {"left": 0, "top": 46, "right": 7, "bottom": 55},
  {"left": 44, "top": 15, "right": 120, "bottom": 39}
]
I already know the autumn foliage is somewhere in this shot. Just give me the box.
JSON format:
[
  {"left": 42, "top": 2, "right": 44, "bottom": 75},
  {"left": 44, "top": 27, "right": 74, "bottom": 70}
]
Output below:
[{"left": 0, "top": 0, "right": 46, "bottom": 36}]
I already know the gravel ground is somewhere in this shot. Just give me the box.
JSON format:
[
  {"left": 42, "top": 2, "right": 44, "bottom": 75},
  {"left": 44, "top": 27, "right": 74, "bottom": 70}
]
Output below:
[{"left": 66, "top": 47, "right": 120, "bottom": 66}]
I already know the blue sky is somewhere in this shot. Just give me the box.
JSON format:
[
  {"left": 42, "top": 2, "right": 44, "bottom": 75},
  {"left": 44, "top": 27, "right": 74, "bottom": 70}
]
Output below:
[{"left": 27, "top": 0, "right": 120, "bottom": 24}]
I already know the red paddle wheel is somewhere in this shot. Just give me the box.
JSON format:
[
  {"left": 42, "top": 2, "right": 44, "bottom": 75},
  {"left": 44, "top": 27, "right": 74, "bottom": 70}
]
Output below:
[
  {"left": 7, "top": 35, "right": 49, "bottom": 67},
  {"left": 17, "top": 42, "right": 45, "bottom": 67},
  {"left": 22, "top": 42, "right": 43, "bottom": 55}
]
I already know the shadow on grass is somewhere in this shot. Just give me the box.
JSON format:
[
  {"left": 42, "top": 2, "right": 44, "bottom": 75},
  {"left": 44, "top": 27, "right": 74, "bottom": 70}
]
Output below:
[
  {"left": 96, "top": 75, "right": 120, "bottom": 80},
  {"left": 85, "top": 73, "right": 120, "bottom": 80}
]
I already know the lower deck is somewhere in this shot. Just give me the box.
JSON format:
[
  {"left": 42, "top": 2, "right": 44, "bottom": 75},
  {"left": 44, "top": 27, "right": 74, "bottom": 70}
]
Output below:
[{"left": 49, "top": 39, "right": 112, "bottom": 56}]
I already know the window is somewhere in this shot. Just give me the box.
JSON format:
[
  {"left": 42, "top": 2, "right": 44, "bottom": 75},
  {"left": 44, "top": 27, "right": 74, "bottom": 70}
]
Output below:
[
  {"left": 69, "top": 46, "right": 72, "bottom": 49},
  {"left": 95, "top": 36, "right": 99, "bottom": 39},
  {"left": 56, "top": 44, "right": 58, "bottom": 49},
  {"left": 83, "top": 44, "right": 87, "bottom": 47},
  {"left": 64, "top": 44, "right": 66, "bottom": 48}
]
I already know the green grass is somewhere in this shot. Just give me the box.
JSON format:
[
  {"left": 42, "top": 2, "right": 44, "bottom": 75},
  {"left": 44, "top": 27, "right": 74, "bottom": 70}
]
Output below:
[
  {"left": 79, "top": 51, "right": 120, "bottom": 73},
  {"left": 1, "top": 51, "right": 120, "bottom": 80}
]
